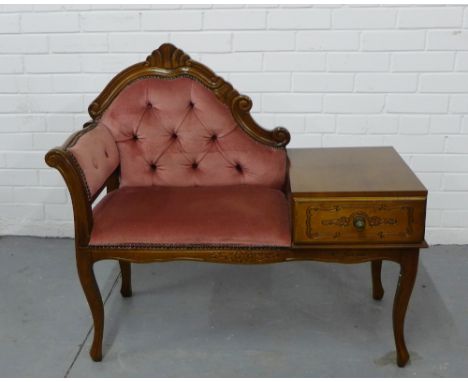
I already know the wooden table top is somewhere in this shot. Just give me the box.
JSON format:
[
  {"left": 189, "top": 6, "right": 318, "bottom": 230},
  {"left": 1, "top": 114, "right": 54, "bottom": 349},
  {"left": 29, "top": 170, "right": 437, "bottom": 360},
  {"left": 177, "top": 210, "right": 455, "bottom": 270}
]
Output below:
[{"left": 288, "top": 146, "right": 427, "bottom": 197}]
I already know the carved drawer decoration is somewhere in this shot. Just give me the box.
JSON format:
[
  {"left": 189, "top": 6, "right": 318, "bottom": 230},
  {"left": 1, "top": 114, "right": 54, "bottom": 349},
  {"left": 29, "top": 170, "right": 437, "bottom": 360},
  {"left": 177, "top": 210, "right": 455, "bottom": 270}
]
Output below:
[{"left": 293, "top": 198, "right": 426, "bottom": 245}]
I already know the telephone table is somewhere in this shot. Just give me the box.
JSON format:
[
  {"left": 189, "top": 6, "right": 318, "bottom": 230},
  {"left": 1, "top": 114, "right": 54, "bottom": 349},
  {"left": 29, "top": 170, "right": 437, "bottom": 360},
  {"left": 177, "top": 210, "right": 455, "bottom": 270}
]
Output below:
[{"left": 288, "top": 146, "right": 427, "bottom": 367}]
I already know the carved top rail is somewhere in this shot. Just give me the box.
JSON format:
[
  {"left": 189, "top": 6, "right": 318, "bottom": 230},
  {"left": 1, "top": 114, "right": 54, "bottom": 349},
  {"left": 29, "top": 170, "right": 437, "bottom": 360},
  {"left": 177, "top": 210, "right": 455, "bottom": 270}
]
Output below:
[{"left": 88, "top": 43, "right": 290, "bottom": 148}]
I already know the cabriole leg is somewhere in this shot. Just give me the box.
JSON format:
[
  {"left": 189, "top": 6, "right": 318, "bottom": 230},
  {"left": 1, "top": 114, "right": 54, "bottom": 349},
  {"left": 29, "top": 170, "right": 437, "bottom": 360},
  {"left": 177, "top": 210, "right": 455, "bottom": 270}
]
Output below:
[
  {"left": 392, "top": 251, "right": 419, "bottom": 367},
  {"left": 76, "top": 253, "right": 104, "bottom": 362},
  {"left": 119, "top": 260, "right": 132, "bottom": 298},
  {"left": 371, "top": 260, "right": 384, "bottom": 300}
]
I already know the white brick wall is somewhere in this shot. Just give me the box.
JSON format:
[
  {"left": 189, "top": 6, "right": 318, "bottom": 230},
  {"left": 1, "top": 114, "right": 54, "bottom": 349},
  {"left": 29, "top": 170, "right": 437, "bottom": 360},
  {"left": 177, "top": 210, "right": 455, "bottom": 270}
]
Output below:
[{"left": 0, "top": 4, "right": 467, "bottom": 244}]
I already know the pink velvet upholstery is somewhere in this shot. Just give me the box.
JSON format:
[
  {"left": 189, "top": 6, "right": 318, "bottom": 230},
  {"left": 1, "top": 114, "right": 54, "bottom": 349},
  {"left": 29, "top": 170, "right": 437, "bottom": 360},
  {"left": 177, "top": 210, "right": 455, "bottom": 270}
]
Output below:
[
  {"left": 69, "top": 75, "right": 290, "bottom": 248},
  {"left": 90, "top": 185, "right": 291, "bottom": 247},
  {"left": 98, "top": 77, "right": 287, "bottom": 189},
  {"left": 68, "top": 124, "right": 119, "bottom": 196}
]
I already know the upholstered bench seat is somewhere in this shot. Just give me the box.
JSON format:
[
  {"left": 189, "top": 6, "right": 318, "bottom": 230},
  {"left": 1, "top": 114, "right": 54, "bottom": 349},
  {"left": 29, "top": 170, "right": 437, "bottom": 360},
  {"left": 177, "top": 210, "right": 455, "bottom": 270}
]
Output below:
[{"left": 89, "top": 185, "right": 291, "bottom": 247}]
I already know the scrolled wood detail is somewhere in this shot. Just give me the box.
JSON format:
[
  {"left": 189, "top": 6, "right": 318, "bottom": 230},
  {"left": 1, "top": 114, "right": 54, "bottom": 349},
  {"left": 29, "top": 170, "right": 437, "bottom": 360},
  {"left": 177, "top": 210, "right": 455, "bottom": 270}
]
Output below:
[
  {"left": 45, "top": 149, "right": 93, "bottom": 246},
  {"left": 272, "top": 127, "right": 291, "bottom": 146},
  {"left": 88, "top": 102, "right": 100, "bottom": 121},
  {"left": 231, "top": 94, "right": 290, "bottom": 147},
  {"left": 234, "top": 95, "right": 253, "bottom": 112},
  {"left": 87, "top": 43, "right": 290, "bottom": 148}
]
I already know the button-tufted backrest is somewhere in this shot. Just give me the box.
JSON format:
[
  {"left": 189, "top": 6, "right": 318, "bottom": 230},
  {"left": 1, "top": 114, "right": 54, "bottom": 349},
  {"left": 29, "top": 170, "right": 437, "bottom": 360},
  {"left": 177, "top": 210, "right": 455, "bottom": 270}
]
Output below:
[{"left": 97, "top": 77, "right": 287, "bottom": 189}]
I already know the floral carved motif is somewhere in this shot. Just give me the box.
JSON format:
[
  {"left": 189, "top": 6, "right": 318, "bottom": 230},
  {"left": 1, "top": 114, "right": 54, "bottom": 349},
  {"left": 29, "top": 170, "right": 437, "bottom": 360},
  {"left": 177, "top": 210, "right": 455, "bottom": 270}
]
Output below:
[
  {"left": 321, "top": 212, "right": 397, "bottom": 227},
  {"left": 204, "top": 250, "right": 288, "bottom": 264}
]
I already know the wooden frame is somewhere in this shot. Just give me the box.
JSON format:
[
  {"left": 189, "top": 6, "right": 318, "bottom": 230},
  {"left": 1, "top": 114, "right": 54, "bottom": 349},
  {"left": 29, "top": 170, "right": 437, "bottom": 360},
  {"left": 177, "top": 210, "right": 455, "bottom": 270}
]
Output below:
[{"left": 45, "top": 43, "right": 424, "bottom": 367}]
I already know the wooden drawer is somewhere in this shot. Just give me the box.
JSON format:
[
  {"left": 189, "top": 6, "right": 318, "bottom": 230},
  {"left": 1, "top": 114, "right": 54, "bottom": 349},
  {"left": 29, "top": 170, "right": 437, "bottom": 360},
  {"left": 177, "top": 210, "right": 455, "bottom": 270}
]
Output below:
[{"left": 292, "top": 197, "right": 426, "bottom": 245}]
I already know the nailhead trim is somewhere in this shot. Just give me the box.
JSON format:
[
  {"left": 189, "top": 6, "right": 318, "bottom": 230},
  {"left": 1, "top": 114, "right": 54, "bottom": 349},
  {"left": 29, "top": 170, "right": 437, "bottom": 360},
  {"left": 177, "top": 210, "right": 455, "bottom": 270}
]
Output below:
[
  {"left": 68, "top": 152, "right": 92, "bottom": 201},
  {"left": 87, "top": 242, "right": 290, "bottom": 250}
]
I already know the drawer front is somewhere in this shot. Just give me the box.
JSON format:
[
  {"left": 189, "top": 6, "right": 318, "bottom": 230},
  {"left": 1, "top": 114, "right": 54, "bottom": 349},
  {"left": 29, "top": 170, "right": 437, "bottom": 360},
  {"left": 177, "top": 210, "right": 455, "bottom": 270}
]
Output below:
[{"left": 293, "top": 198, "right": 426, "bottom": 245}]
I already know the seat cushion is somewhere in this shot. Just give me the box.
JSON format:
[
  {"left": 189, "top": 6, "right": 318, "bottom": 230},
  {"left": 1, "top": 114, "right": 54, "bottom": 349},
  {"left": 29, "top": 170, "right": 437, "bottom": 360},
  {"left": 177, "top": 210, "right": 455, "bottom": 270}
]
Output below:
[{"left": 90, "top": 185, "right": 291, "bottom": 247}]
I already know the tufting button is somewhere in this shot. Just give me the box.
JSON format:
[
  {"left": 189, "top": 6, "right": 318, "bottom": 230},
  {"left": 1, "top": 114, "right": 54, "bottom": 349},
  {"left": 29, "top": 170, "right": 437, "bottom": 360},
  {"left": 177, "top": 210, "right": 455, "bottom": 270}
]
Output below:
[
  {"left": 235, "top": 163, "right": 243, "bottom": 172},
  {"left": 191, "top": 162, "right": 198, "bottom": 170},
  {"left": 146, "top": 102, "right": 152, "bottom": 108},
  {"left": 210, "top": 134, "right": 217, "bottom": 142},
  {"left": 132, "top": 134, "right": 138, "bottom": 140},
  {"left": 104, "top": 150, "right": 109, "bottom": 158},
  {"left": 171, "top": 132, "right": 178, "bottom": 140},
  {"left": 189, "top": 101, "right": 194, "bottom": 108},
  {"left": 150, "top": 163, "right": 157, "bottom": 171}
]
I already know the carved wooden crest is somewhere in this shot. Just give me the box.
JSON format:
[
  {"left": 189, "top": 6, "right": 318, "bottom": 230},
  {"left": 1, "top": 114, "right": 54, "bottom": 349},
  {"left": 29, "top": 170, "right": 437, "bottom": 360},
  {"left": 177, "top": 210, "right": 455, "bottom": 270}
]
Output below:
[
  {"left": 88, "top": 43, "right": 290, "bottom": 148},
  {"left": 144, "top": 43, "right": 191, "bottom": 69}
]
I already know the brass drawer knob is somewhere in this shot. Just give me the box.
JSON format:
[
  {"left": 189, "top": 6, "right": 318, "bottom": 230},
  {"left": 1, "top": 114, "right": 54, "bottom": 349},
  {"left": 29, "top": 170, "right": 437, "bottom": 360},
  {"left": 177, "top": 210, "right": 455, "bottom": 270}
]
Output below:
[{"left": 353, "top": 215, "right": 366, "bottom": 231}]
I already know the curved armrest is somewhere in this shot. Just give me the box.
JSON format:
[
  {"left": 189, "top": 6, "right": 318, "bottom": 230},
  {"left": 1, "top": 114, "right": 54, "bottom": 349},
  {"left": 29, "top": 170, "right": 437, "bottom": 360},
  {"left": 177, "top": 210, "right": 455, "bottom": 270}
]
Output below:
[{"left": 45, "top": 123, "right": 120, "bottom": 246}]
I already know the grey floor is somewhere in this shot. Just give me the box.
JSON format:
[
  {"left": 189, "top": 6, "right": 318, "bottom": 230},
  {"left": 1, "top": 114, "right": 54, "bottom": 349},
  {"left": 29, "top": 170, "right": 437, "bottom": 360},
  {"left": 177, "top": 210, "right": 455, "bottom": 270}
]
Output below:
[{"left": 0, "top": 237, "right": 467, "bottom": 377}]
